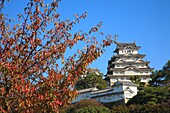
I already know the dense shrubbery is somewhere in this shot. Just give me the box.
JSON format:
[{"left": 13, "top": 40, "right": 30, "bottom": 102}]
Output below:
[
  {"left": 75, "top": 106, "right": 110, "bottom": 113},
  {"left": 127, "top": 86, "right": 170, "bottom": 105},
  {"left": 60, "top": 99, "right": 109, "bottom": 113},
  {"left": 60, "top": 99, "right": 170, "bottom": 113},
  {"left": 111, "top": 102, "right": 170, "bottom": 113}
]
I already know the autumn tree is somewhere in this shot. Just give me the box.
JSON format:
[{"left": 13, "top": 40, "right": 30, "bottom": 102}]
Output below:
[{"left": 0, "top": 0, "right": 114, "bottom": 112}]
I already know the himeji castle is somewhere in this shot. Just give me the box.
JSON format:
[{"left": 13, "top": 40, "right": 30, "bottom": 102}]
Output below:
[
  {"left": 106, "top": 41, "right": 153, "bottom": 86},
  {"left": 73, "top": 39, "right": 153, "bottom": 105}
]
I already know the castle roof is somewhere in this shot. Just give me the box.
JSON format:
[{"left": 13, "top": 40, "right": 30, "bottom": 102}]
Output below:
[
  {"left": 110, "top": 61, "right": 150, "bottom": 64},
  {"left": 86, "top": 68, "right": 100, "bottom": 75},
  {"left": 117, "top": 42, "right": 138, "bottom": 47},
  {"left": 111, "top": 54, "right": 146, "bottom": 58},
  {"left": 114, "top": 81, "right": 138, "bottom": 87},
  {"left": 78, "top": 87, "right": 98, "bottom": 94},
  {"left": 114, "top": 42, "right": 141, "bottom": 52},
  {"left": 109, "top": 67, "right": 154, "bottom": 72}
]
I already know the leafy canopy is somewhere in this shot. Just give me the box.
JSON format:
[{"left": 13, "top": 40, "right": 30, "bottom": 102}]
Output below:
[
  {"left": 76, "top": 71, "right": 107, "bottom": 90},
  {"left": 149, "top": 60, "right": 170, "bottom": 86},
  {"left": 127, "top": 86, "right": 170, "bottom": 105},
  {"left": 60, "top": 99, "right": 110, "bottom": 113}
]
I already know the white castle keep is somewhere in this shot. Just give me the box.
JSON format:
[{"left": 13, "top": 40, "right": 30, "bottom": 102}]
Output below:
[{"left": 106, "top": 41, "right": 153, "bottom": 86}]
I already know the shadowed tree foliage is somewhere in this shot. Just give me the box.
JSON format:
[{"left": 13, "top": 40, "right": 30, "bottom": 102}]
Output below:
[
  {"left": 130, "top": 75, "right": 141, "bottom": 86},
  {"left": 0, "top": 0, "right": 114, "bottom": 112},
  {"left": 60, "top": 99, "right": 110, "bottom": 113},
  {"left": 76, "top": 72, "right": 107, "bottom": 90},
  {"left": 149, "top": 60, "right": 170, "bottom": 86},
  {"left": 111, "top": 103, "right": 170, "bottom": 113},
  {"left": 127, "top": 86, "right": 170, "bottom": 105}
]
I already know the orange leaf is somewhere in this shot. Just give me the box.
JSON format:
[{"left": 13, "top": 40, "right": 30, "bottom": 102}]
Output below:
[
  {"left": 1, "top": 88, "right": 5, "bottom": 92},
  {"left": 34, "top": 0, "right": 40, "bottom": 2}
]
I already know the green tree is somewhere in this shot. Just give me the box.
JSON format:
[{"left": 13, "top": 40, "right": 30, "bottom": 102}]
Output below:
[
  {"left": 150, "top": 60, "right": 170, "bottom": 86},
  {"left": 127, "top": 86, "right": 170, "bottom": 105},
  {"left": 111, "top": 104, "right": 170, "bottom": 113},
  {"left": 130, "top": 75, "right": 146, "bottom": 91},
  {"left": 75, "top": 106, "right": 110, "bottom": 113},
  {"left": 130, "top": 75, "right": 141, "bottom": 85},
  {"left": 60, "top": 99, "right": 110, "bottom": 113},
  {"left": 76, "top": 72, "right": 107, "bottom": 90}
]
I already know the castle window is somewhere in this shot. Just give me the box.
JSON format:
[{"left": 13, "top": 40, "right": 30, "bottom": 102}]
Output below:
[
  {"left": 129, "top": 64, "right": 132, "bottom": 66},
  {"left": 121, "top": 78, "right": 124, "bottom": 80}
]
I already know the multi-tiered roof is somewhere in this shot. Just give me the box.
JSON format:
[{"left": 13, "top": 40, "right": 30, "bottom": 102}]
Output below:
[{"left": 106, "top": 41, "right": 153, "bottom": 86}]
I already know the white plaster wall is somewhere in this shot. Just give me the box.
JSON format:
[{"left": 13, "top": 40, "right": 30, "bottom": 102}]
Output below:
[
  {"left": 110, "top": 78, "right": 117, "bottom": 85},
  {"left": 115, "top": 64, "right": 148, "bottom": 69},
  {"left": 112, "top": 71, "right": 150, "bottom": 75},
  {"left": 72, "top": 92, "right": 91, "bottom": 103},
  {"left": 110, "top": 76, "right": 150, "bottom": 84},
  {"left": 123, "top": 86, "right": 138, "bottom": 97},
  {"left": 124, "top": 71, "right": 136, "bottom": 75},
  {"left": 94, "top": 94, "right": 124, "bottom": 103},
  {"left": 133, "top": 50, "right": 138, "bottom": 54},
  {"left": 140, "top": 77, "right": 150, "bottom": 82},
  {"left": 118, "top": 50, "right": 124, "bottom": 54},
  {"left": 118, "top": 50, "right": 138, "bottom": 55}
]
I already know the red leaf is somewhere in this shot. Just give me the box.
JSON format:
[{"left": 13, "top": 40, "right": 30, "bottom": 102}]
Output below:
[
  {"left": 1, "top": 88, "right": 5, "bottom": 92},
  {"left": 34, "top": 0, "right": 40, "bottom": 2}
]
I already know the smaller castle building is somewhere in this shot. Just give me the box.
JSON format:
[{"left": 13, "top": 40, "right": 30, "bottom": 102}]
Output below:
[{"left": 73, "top": 81, "right": 138, "bottom": 104}]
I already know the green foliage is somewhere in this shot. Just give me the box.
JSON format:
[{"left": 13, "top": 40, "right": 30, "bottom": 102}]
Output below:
[
  {"left": 127, "top": 86, "right": 170, "bottom": 105},
  {"left": 130, "top": 75, "right": 141, "bottom": 85},
  {"left": 75, "top": 106, "right": 110, "bottom": 113},
  {"left": 130, "top": 75, "right": 145, "bottom": 90},
  {"left": 112, "top": 105, "right": 130, "bottom": 113},
  {"left": 111, "top": 103, "right": 170, "bottom": 113},
  {"left": 76, "top": 72, "right": 107, "bottom": 90},
  {"left": 150, "top": 60, "right": 170, "bottom": 86},
  {"left": 60, "top": 99, "right": 109, "bottom": 113}
]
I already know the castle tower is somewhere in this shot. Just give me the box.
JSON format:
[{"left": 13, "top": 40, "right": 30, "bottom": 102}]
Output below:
[{"left": 106, "top": 41, "right": 153, "bottom": 86}]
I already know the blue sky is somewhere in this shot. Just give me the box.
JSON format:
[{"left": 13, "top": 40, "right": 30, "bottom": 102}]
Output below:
[{"left": 3, "top": 0, "right": 170, "bottom": 74}]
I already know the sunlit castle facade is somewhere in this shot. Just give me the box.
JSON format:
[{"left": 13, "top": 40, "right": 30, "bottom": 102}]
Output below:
[
  {"left": 73, "top": 40, "right": 154, "bottom": 105},
  {"left": 106, "top": 41, "right": 154, "bottom": 86}
]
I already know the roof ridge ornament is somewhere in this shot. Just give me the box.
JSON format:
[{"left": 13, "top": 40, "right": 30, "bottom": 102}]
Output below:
[{"left": 114, "top": 35, "right": 119, "bottom": 44}]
